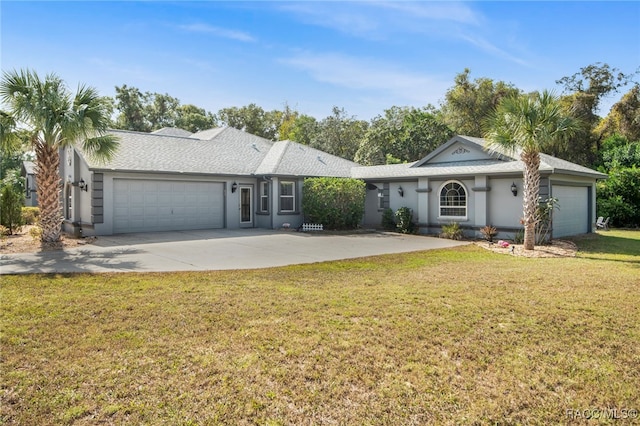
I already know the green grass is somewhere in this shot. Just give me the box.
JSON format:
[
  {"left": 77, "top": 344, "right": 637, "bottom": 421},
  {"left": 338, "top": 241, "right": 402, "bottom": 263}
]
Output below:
[{"left": 2, "top": 231, "right": 639, "bottom": 425}]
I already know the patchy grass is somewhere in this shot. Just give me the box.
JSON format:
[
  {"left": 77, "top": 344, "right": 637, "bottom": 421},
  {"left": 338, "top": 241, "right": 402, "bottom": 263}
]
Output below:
[
  {"left": 1, "top": 232, "right": 639, "bottom": 425},
  {"left": 567, "top": 229, "right": 640, "bottom": 263}
]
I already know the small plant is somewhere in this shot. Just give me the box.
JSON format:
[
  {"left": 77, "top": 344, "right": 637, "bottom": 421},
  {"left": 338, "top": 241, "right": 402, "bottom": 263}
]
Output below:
[
  {"left": 480, "top": 225, "right": 498, "bottom": 242},
  {"left": 513, "top": 228, "right": 525, "bottom": 244},
  {"left": 381, "top": 208, "right": 396, "bottom": 231},
  {"left": 440, "top": 222, "right": 463, "bottom": 240},
  {"left": 395, "top": 207, "right": 416, "bottom": 234},
  {"left": 535, "top": 197, "right": 558, "bottom": 245},
  {"left": 29, "top": 226, "right": 43, "bottom": 241},
  {"left": 0, "top": 225, "right": 9, "bottom": 239},
  {"left": 22, "top": 207, "right": 40, "bottom": 225}
]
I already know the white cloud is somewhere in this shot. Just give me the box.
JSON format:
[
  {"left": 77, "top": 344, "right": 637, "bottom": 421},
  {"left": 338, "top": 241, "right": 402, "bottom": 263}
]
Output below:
[
  {"left": 178, "top": 23, "right": 255, "bottom": 42},
  {"left": 278, "top": 1, "right": 528, "bottom": 66},
  {"left": 280, "top": 51, "right": 449, "bottom": 106},
  {"left": 457, "top": 34, "right": 529, "bottom": 67},
  {"left": 373, "top": 1, "right": 482, "bottom": 26}
]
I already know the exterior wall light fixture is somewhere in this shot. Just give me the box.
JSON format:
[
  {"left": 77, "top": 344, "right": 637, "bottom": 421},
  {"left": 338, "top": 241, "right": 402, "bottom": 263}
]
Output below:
[
  {"left": 510, "top": 182, "right": 517, "bottom": 197},
  {"left": 231, "top": 182, "right": 238, "bottom": 193},
  {"left": 398, "top": 186, "right": 404, "bottom": 197},
  {"left": 74, "top": 178, "right": 88, "bottom": 192}
]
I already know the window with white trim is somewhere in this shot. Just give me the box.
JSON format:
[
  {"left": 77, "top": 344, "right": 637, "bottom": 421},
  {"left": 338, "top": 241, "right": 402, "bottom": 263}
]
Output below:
[
  {"left": 279, "top": 181, "right": 295, "bottom": 212},
  {"left": 260, "top": 181, "right": 269, "bottom": 213},
  {"left": 439, "top": 181, "right": 467, "bottom": 218}
]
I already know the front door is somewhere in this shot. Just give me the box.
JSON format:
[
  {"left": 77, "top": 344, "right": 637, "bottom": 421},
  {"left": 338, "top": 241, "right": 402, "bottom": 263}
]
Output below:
[{"left": 240, "top": 186, "right": 253, "bottom": 227}]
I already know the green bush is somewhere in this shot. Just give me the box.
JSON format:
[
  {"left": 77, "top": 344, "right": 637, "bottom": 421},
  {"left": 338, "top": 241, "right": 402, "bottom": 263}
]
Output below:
[
  {"left": 0, "top": 185, "right": 24, "bottom": 234},
  {"left": 395, "top": 207, "right": 416, "bottom": 234},
  {"left": 22, "top": 207, "right": 40, "bottom": 225},
  {"left": 596, "top": 166, "right": 640, "bottom": 227},
  {"left": 302, "top": 177, "right": 366, "bottom": 230},
  {"left": 513, "top": 228, "right": 525, "bottom": 244},
  {"left": 440, "top": 222, "right": 463, "bottom": 240},
  {"left": 381, "top": 208, "right": 396, "bottom": 231}
]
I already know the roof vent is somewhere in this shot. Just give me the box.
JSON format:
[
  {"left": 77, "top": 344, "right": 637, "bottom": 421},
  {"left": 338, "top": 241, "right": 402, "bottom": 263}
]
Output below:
[{"left": 252, "top": 143, "right": 258, "bottom": 151}]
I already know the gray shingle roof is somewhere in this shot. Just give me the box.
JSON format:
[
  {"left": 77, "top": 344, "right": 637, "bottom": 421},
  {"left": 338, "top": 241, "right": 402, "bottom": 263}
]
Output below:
[
  {"left": 79, "top": 129, "right": 605, "bottom": 180},
  {"left": 353, "top": 135, "right": 607, "bottom": 180},
  {"left": 81, "top": 127, "right": 356, "bottom": 178},
  {"left": 22, "top": 160, "right": 36, "bottom": 174},
  {"left": 151, "top": 127, "right": 193, "bottom": 137},
  {"left": 255, "top": 140, "right": 358, "bottom": 177}
]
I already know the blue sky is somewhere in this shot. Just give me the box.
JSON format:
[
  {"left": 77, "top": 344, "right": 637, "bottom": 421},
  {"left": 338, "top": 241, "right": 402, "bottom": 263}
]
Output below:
[{"left": 2, "top": 1, "right": 639, "bottom": 121}]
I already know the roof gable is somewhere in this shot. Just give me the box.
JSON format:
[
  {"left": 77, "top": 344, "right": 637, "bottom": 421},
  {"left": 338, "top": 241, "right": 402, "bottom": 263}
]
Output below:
[
  {"left": 255, "top": 140, "right": 357, "bottom": 177},
  {"left": 151, "top": 127, "right": 193, "bottom": 137},
  {"left": 413, "top": 135, "right": 513, "bottom": 167},
  {"left": 352, "top": 134, "right": 606, "bottom": 180}
]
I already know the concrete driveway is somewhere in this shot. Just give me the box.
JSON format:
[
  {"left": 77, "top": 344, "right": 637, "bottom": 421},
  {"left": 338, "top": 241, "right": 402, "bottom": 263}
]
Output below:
[{"left": 0, "top": 229, "right": 468, "bottom": 274}]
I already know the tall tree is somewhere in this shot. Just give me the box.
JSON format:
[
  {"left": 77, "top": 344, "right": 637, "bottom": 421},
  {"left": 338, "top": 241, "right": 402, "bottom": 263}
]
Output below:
[
  {"left": 595, "top": 85, "right": 640, "bottom": 142},
  {"left": 484, "top": 91, "right": 578, "bottom": 250},
  {"left": 283, "top": 114, "right": 319, "bottom": 146},
  {"left": 114, "top": 84, "right": 149, "bottom": 132},
  {"left": 440, "top": 69, "right": 520, "bottom": 137},
  {"left": 311, "top": 106, "right": 367, "bottom": 161},
  {"left": 217, "top": 103, "right": 281, "bottom": 140},
  {"left": 145, "top": 92, "right": 180, "bottom": 129},
  {"left": 555, "top": 62, "right": 638, "bottom": 165},
  {"left": 0, "top": 69, "right": 118, "bottom": 243},
  {"left": 175, "top": 104, "right": 217, "bottom": 133},
  {"left": 355, "top": 106, "right": 453, "bottom": 165}
]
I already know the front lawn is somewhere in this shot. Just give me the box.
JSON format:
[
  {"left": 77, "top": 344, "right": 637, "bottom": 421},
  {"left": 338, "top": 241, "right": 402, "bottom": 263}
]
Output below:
[{"left": 2, "top": 231, "right": 639, "bottom": 425}]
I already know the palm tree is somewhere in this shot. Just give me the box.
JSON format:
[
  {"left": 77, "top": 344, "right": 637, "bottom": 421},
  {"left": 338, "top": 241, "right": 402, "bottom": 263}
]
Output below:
[
  {"left": 0, "top": 69, "right": 118, "bottom": 243},
  {"left": 484, "top": 90, "right": 578, "bottom": 250}
]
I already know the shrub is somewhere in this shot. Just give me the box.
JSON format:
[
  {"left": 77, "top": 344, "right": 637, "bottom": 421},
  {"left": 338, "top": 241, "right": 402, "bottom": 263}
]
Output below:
[
  {"left": 513, "top": 228, "right": 525, "bottom": 244},
  {"left": 29, "top": 226, "right": 42, "bottom": 241},
  {"left": 22, "top": 207, "right": 40, "bottom": 225},
  {"left": 536, "top": 197, "right": 558, "bottom": 245},
  {"left": 480, "top": 225, "right": 497, "bottom": 242},
  {"left": 440, "top": 222, "right": 463, "bottom": 240},
  {"left": 0, "top": 185, "right": 24, "bottom": 234},
  {"left": 395, "top": 207, "right": 416, "bottom": 234},
  {"left": 0, "top": 225, "right": 9, "bottom": 238},
  {"left": 596, "top": 166, "right": 640, "bottom": 227},
  {"left": 381, "top": 208, "right": 396, "bottom": 231},
  {"left": 302, "top": 177, "right": 366, "bottom": 230},
  {"left": 597, "top": 195, "right": 636, "bottom": 228}
]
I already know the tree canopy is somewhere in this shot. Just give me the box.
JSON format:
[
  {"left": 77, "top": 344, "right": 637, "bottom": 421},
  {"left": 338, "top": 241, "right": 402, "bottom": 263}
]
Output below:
[
  {"left": 439, "top": 68, "right": 521, "bottom": 138},
  {"left": 355, "top": 106, "right": 453, "bottom": 165}
]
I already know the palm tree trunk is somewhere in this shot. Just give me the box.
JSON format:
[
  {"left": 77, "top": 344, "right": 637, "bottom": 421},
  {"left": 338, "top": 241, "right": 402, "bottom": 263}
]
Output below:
[
  {"left": 521, "top": 150, "right": 540, "bottom": 250},
  {"left": 35, "top": 141, "right": 62, "bottom": 243}
]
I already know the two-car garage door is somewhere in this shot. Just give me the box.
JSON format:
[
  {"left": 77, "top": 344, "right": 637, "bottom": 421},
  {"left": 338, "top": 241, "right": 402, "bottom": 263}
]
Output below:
[
  {"left": 552, "top": 185, "right": 590, "bottom": 238},
  {"left": 113, "top": 179, "right": 224, "bottom": 233}
]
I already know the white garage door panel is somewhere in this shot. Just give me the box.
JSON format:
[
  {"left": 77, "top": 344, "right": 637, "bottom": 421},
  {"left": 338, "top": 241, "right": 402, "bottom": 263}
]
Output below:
[
  {"left": 552, "top": 185, "right": 589, "bottom": 238},
  {"left": 114, "top": 179, "right": 224, "bottom": 233}
]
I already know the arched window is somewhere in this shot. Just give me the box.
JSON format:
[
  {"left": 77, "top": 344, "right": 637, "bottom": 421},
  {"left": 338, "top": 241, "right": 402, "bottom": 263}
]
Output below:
[{"left": 439, "top": 181, "right": 467, "bottom": 218}]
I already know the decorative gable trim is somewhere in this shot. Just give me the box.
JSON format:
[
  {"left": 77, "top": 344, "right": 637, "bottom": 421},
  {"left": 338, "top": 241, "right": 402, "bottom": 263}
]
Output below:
[{"left": 412, "top": 135, "right": 516, "bottom": 168}]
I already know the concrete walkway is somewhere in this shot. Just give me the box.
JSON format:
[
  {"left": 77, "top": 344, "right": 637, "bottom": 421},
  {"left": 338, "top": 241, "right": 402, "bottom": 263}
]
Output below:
[{"left": 0, "top": 229, "right": 468, "bottom": 274}]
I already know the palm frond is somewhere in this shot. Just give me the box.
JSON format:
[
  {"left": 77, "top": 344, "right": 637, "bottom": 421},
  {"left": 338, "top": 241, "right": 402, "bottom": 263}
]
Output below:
[
  {"left": 0, "top": 110, "right": 22, "bottom": 154},
  {"left": 81, "top": 134, "right": 119, "bottom": 163}
]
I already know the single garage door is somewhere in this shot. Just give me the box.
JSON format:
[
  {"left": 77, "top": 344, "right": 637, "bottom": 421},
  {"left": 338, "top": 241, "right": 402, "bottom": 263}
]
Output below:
[
  {"left": 113, "top": 179, "right": 224, "bottom": 233},
  {"left": 552, "top": 185, "right": 589, "bottom": 238}
]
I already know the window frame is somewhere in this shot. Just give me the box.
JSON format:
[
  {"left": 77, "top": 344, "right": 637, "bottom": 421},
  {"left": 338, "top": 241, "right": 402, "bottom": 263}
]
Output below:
[
  {"left": 438, "top": 180, "right": 467, "bottom": 220},
  {"left": 259, "top": 181, "right": 269, "bottom": 214},
  {"left": 279, "top": 180, "right": 296, "bottom": 213}
]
